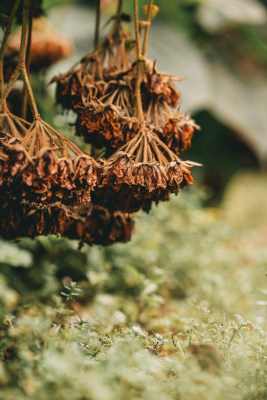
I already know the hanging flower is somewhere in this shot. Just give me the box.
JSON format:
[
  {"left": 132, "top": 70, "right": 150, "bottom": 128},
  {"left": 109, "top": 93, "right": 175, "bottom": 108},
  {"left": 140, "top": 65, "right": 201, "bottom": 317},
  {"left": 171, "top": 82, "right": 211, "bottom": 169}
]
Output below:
[
  {"left": 92, "top": 128, "right": 197, "bottom": 213},
  {"left": 159, "top": 113, "right": 200, "bottom": 153},
  {"left": 0, "top": 118, "right": 100, "bottom": 207},
  {"left": 75, "top": 101, "right": 136, "bottom": 152},
  {"left": 0, "top": 199, "right": 134, "bottom": 246},
  {"left": 64, "top": 203, "right": 134, "bottom": 246}
]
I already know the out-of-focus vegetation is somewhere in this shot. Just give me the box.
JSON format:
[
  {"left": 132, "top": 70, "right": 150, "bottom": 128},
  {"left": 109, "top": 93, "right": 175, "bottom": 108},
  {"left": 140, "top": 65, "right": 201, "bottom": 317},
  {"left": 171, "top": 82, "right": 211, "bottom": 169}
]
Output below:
[{"left": 0, "top": 190, "right": 266, "bottom": 399}]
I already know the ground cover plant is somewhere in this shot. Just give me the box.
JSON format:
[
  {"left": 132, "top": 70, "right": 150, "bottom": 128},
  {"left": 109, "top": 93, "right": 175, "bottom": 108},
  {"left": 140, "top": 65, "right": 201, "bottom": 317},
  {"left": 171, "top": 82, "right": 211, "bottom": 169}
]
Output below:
[{"left": 0, "top": 192, "right": 267, "bottom": 399}]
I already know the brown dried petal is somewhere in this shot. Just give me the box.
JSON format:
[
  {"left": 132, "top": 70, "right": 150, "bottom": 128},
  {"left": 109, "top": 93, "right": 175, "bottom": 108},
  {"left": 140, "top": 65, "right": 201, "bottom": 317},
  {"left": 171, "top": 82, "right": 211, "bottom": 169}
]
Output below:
[
  {"left": 57, "top": 158, "right": 74, "bottom": 190},
  {"left": 35, "top": 148, "right": 58, "bottom": 178},
  {"left": 168, "top": 162, "right": 183, "bottom": 192}
]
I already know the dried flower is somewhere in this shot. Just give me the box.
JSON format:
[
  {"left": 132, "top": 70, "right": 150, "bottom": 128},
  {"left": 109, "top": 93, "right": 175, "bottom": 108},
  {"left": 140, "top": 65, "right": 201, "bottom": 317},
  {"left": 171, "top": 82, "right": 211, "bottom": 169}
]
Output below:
[
  {"left": 52, "top": 15, "right": 134, "bottom": 112},
  {"left": 64, "top": 203, "right": 134, "bottom": 246},
  {"left": 76, "top": 101, "right": 136, "bottom": 152},
  {"left": 92, "top": 129, "right": 197, "bottom": 213},
  {"left": 159, "top": 114, "right": 200, "bottom": 153},
  {"left": 0, "top": 200, "right": 134, "bottom": 246},
  {"left": 0, "top": 118, "right": 99, "bottom": 207},
  {"left": 140, "top": 59, "right": 182, "bottom": 128}
]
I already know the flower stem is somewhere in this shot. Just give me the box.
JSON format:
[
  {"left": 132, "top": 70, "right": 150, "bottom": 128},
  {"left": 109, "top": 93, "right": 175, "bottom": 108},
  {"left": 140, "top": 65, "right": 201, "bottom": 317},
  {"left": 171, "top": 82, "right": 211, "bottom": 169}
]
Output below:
[
  {"left": 21, "top": 0, "right": 34, "bottom": 119},
  {"left": 0, "top": 0, "right": 40, "bottom": 119},
  {"left": 116, "top": 0, "right": 123, "bottom": 15},
  {"left": 94, "top": 0, "right": 101, "bottom": 49},
  {"left": 0, "top": 0, "right": 21, "bottom": 110},
  {"left": 133, "top": 0, "right": 145, "bottom": 128},
  {"left": 142, "top": 0, "right": 153, "bottom": 56},
  {"left": 20, "top": 0, "right": 40, "bottom": 119},
  {"left": 113, "top": 0, "right": 123, "bottom": 32}
]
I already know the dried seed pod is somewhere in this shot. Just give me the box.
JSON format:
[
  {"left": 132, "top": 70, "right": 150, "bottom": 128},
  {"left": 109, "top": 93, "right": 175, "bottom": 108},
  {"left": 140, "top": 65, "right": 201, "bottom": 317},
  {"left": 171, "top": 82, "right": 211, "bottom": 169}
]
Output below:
[
  {"left": 159, "top": 114, "right": 200, "bottom": 154},
  {"left": 92, "top": 128, "right": 197, "bottom": 213}
]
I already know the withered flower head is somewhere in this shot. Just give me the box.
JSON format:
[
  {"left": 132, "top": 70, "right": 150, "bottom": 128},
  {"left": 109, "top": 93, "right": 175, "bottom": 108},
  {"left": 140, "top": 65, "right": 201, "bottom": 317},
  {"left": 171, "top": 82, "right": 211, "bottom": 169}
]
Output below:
[
  {"left": 75, "top": 101, "right": 136, "bottom": 152},
  {"left": 0, "top": 118, "right": 99, "bottom": 207},
  {"left": 159, "top": 113, "right": 200, "bottom": 154},
  {"left": 64, "top": 203, "right": 134, "bottom": 246},
  {"left": 52, "top": 53, "right": 104, "bottom": 111},
  {"left": 140, "top": 59, "right": 182, "bottom": 128},
  {"left": 92, "top": 128, "right": 197, "bottom": 213},
  {"left": 0, "top": 200, "right": 134, "bottom": 246},
  {"left": 52, "top": 14, "right": 134, "bottom": 112},
  {"left": 0, "top": 200, "right": 70, "bottom": 239}
]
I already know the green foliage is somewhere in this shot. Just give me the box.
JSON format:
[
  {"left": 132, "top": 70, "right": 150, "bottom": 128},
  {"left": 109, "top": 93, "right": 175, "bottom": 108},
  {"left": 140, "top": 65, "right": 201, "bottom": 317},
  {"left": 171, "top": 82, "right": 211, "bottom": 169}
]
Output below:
[{"left": 0, "top": 190, "right": 266, "bottom": 399}]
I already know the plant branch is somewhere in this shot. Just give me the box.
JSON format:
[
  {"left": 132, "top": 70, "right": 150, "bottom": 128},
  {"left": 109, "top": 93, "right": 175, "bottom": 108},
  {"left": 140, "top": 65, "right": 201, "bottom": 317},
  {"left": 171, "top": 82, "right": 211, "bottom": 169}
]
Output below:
[
  {"left": 94, "top": 0, "right": 101, "bottom": 49},
  {"left": 133, "top": 0, "right": 145, "bottom": 127},
  {"left": 21, "top": 0, "right": 34, "bottom": 119},
  {"left": 113, "top": 0, "right": 123, "bottom": 31},
  {"left": 0, "top": 0, "right": 21, "bottom": 110},
  {"left": 0, "top": 0, "right": 39, "bottom": 117},
  {"left": 142, "top": 0, "right": 153, "bottom": 56},
  {"left": 20, "top": 0, "right": 39, "bottom": 119}
]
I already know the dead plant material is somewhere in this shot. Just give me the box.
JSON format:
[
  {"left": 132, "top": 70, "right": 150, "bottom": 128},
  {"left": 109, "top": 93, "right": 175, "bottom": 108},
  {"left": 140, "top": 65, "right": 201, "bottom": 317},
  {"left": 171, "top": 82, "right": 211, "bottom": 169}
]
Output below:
[
  {"left": 92, "top": 128, "right": 198, "bottom": 213},
  {"left": 159, "top": 114, "right": 200, "bottom": 153},
  {"left": 0, "top": 200, "right": 134, "bottom": 246},
  {"left": 0, "top": 118, "right": 99, "bottom": 206}
]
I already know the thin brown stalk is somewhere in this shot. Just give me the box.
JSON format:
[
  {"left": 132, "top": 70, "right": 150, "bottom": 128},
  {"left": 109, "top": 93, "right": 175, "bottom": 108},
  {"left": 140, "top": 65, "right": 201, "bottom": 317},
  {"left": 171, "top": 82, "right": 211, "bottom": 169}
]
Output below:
[
  {"left": 0, "top": 0, "right": 21, "bottom": 109},
  {"left": 21, "top": 0, "right": 34, "bottom": 119},
  {"left": 135, "top": 136, "right": 144, "bottom": 162},
  {"left": 133, "top": 0, "right": 145, "bottom": 127},
  {"left": 142, "top": 0, "right": 153, "bottom": 56},
  {"left": 94, "top": 0, "right": 101, "bottom": 49}
]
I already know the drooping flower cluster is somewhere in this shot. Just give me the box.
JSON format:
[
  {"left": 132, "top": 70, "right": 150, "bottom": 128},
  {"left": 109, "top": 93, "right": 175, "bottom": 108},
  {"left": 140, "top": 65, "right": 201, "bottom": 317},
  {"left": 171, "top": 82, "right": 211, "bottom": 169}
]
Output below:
[
  {"left": 0, "top": 200, "right": 134, "bottom": 246},
  {"left": 53, "top": 31, "right": 199, "bottom": 157},
  {"left": 0, "top": 0, "right": 200, "bottom": 246},
  {"left": 92, "top": 129, "right": 195, "bottom": 213},
  {"left": 0, "top": 116, "right": 99, "bottom": 205}
]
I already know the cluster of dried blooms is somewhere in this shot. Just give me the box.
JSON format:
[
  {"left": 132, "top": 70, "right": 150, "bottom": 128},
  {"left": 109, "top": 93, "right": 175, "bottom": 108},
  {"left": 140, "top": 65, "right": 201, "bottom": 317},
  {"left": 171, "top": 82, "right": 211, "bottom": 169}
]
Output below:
[
  {"left": 52, "top": 11, "right": 134, "bottom": 113},
  {"left": 0, "top": 110, "right": 133, "bottom": 245},
  {"left": 0, "top": 112, "right": 100, "bottom": 204},
  {"left": 91, "top": 129, "right": 195, "bottom": 213},
  {"left": 0, "top": 0, "right": 200, "bottom": 246},
  {"left": 53, "top": 38, "right": 199, "bottom": 158},
  {"left": 0, "top": 200, "right": 134, "bottom": 246},
  {"left": 76, "top": 101, "right": 137, "bottom": 152}
]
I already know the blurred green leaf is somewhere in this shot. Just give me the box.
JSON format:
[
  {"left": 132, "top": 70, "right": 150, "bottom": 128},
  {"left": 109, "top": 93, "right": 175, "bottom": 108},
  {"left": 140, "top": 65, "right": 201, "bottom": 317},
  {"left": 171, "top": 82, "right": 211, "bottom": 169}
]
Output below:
[{"left": 0, "top": 241, "right": 32, "bottom": 267}]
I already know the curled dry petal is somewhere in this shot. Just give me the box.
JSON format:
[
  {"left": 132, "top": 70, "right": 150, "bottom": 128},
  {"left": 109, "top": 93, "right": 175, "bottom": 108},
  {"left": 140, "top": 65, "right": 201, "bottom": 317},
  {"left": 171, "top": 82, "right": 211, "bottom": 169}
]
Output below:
[
  {"left": 160, "top": 115, "right": 199, "bottom": 154},
  {"left": 0, "top": 139, "right": 99, "bottom": 207}
]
